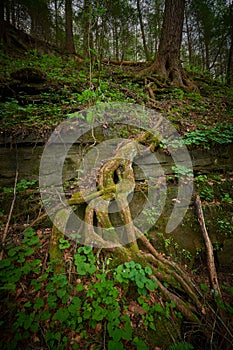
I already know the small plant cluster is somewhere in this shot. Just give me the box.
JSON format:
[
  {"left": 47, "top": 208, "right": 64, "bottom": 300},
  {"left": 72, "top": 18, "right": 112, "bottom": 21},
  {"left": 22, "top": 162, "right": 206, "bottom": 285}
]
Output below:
[
  {"left": 0, "top": 229, "right": 186, "bottom": 350},
  {"left": 160, "top": 123, "right": 233, "bottom": 150},
  {"left": 1, "top": 179, "right": 37, "bottom": 194},
  {"left": 183, "top": 123, "right": 233, "bottom": 147},
  {"left": 195, "top": 174, "right": 233, "bottom": 205},
  {"left": 156, "top": 232, "right": 193, "bottom": 263}
]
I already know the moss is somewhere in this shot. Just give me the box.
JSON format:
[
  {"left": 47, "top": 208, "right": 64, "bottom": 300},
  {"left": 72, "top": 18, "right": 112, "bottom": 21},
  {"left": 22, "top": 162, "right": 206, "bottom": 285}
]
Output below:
[{"left": 49, "top": 209, "right": 67, "bottom": 275}]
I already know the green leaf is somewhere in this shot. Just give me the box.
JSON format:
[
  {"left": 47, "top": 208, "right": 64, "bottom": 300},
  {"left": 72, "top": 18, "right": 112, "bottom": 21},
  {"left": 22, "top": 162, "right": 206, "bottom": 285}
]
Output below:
[
  {"left": 57, "top": 289, "right": 67, "bottom": 298},
  {"left": 53, "top": 308, "right": 70, "bottom": 322},
  {"left": 200, "top": 283, "right": 209, "bottom": 292},
  {"left": 39, "top": 310, "right": 51, "bottom": 321},
  {"left": 59, "top": 238, "right": 70, "bottom": 249},
  {"left": 133, "top": 337, "right": 148, "bottom": 350},
  {"left": 23, "top": 228, "right": 36, "bottom": 237},
  {"left": 23, "top": 247, "right": 35, "bottom": 256},
  {"left": 153, "top": 303, "right": 164, "bottom": 313},
  {"left": 125, "top": 261, "right": 136, "bottom": 268},
  {"left": 24, "top": 312, "right": 34, "bottom": 330},
  {"left": 144, "top": 266, "right": 152, "bottom": 275},
  {"left": 22, "top": 236, "right": 40, "bottom": 246},
  {"left": 1, "top": 283, "right": 16, "bottom": 291},
  {"left": 8, "top": 246, "right": 21, "bottom": 257},
  {"left": 135, "top": 277, "right": 145, "bottom": 289},
  {"left": 76, "top": 283, "right": 84, "bottom": 291},
  {"left": 108, "top": 340, "right": 124, "bottom": 350},
  {"left": 145, "top": 279, "right": 158, "bottom": 291},
  {"left": 24, "top": 301, "right": 32, "bottom": 308},
  {"left": 0, "top": 258, "right": 13, "bottom": 268},
  {"left": 34, "top": 297, "right": 44, "bottom": 310},
  {"left": 47, "top": 294, "right": 57, "bottom": 308}
]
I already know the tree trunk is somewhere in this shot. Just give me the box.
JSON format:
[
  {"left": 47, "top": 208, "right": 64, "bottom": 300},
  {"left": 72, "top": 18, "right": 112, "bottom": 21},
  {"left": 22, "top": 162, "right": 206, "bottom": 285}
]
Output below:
[
  {"left": 137, "top": 0, "right": 196, "bottom": 90},
  {"left": 153, "top": 0, "right": 185, "bottom": 84},
  {"left": 54, "top": 0, "right": 59, "bottom": 47},
  {"left": 227, "top": 5, "right": 233, "bottom": 86},
  {"left": 137, "top": 0, "right": 150, "bottom": 61},
  {"left": 0, "top": 0, "right": 5, "bottom": 42},
  {"left": 184, "top": 4, "right": 193, "bottom": 67},
  {"left": 204, "top": 37, "right": 210, "bottom": 71},
  {"left": 113, "top": 19, "right": 119, "bottom": 61},
  {"left": 5, "top": 0, "right": 10, "bottom": 23},
  {"left": 82, "top": 0, "right": 94, "bottom": 60},
  {"left": 65, "top": 0, "right": 75, "bottom": 54}
]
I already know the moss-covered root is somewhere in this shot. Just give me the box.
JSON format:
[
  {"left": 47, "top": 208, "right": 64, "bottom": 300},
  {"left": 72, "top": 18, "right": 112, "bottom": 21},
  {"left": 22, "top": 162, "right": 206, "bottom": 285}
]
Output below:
[
  {"left": 113, "top": 245, "right": 201, "bottom": 324},
  {"left": 49, "top": 209, "right": 67, "bottom": 274}
]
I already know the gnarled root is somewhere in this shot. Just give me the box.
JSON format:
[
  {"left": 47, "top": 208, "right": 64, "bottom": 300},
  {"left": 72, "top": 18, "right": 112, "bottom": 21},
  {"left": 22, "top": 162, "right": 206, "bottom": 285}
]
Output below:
[{"left": 52, "top": 131, "right": 203, "bottom": 323}]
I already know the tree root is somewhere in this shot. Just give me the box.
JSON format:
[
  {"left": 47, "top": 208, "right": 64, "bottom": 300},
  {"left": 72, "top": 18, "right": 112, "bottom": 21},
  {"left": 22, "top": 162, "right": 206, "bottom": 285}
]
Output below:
[{"left": 52, "top": 130, "right": 204, "bottom": 323}]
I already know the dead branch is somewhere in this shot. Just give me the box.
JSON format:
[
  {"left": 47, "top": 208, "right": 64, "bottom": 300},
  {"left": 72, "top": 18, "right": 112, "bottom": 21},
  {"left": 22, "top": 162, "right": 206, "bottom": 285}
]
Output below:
[
  {"left": 101, "top": 59, "right": 147, "bottom": 66},
  {"left": 0, "top": 168, "right": 18, "bottom": 260},
  {"left": 195, "top": 194, "right": 221, "bottom": 297}
]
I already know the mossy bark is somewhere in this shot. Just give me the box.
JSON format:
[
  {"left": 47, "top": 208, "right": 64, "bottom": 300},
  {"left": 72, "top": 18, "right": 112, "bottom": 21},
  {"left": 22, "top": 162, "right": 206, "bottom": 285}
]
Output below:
[{"left": 49, "top": 209, "right": 67, "bottom": 274}]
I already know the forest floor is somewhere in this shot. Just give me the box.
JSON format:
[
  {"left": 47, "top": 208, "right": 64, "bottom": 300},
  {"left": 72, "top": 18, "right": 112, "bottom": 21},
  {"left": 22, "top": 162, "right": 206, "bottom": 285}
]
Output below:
[
  {"left": 0, "top": 47, "right": 233, "bottom": 350},
  {"left": 0, "top": 48, "right": 233, "bottom": 136}
]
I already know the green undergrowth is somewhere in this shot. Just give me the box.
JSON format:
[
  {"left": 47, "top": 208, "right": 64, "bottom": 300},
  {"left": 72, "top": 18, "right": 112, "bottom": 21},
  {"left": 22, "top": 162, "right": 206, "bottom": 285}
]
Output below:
[
  {"left": 0, "top": 228, "right": 187, "bottom": 350},
  {"left": 160, "top": 123, "right": 233, "bottom": 149},
  {"left": 1, "top": 49, "right": 233, "bottom": 135}
]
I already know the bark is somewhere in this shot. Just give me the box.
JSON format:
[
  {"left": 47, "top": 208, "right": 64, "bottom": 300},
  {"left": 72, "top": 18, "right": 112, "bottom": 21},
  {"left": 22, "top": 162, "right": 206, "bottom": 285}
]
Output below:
[
  {"left": 65, "top": 0, "right": 75, "bottom": 54},
  {"left": 83, "top": 0, "right": 93, "bottom": 59},
  {"left": 137, "top": 0, "right": 197, "bottom": 90},
  {"left": 195, "top": 194, "right": 221, "bottom": 297},
  {"left": 0, "top": 0, "right": 5, "bottom": 42},
  {"left": 54, "top": 0, "right": 59, "bottom": 47},
  {"left": 204, "top": 38, "right": 210, "bottom": 71},
  {"left": 113, "top": 19, "right": 120, "bottom": 61},
  {"left": 227, "top": 5, "right": 233, "bottom": 86},
  {"left": 11, "top": 0, "right": 15, "bottom": 27},
  {"left": 137, "top": 0, "right": 150, "bottom": 61},
  {"left": 184, "top": 5, "right": 193, "bottom": 66}
]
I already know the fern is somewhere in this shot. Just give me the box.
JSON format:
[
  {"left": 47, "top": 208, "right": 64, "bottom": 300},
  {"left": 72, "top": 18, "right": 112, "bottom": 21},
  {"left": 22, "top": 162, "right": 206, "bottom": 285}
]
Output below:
[{"left": 168, "top": 341, "right": 194, "bottom": 350}]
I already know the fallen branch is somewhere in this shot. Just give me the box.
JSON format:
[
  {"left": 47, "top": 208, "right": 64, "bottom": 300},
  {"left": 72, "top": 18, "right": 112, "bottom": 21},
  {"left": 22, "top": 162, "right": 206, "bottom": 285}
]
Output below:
[
  {"left": 195, "top": 194, "right": 221, "bottom": 297},
  {"left": 101, "top": 59, "right": 147, "bottom": 66},
  {"left": 0, "top": 168, "right": 18, "bottom": 260}
]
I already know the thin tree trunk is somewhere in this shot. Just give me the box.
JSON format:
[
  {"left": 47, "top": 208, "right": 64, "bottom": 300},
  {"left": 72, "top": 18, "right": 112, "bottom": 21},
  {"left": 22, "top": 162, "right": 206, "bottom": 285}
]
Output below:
[
  {"left": 83, "top": 0, "right": 92, "bottom": 58},
  {"left": 0, "top": 0, "right": 5, "bottom": 42},
  {"left": 99, "top": 16, "right": 107, "bottom": 62},
  {"left": 114, "top": 20, "right": 119, "bottom": 61},
  {"left": 204, "top": 38, "right": 210, "bottom": 71},
  {"left": 65, "top": 0, "right": 75, "bottom": 54},
  {"left": 227, "top": 5, "right": 233, "bottom": 85},
  {"left": 5, "top": 0, "right": 10, "bottom": 23},
  {"left": 137, "top": 0, "right": 150, "bottom": 61},
  {"left": 185, "top": 5, "right": 192, "bottom": 66},
  {"left": 54, "top": 0, "right": 59, "bottom": 47},
  {"left": 11, "top": 0, "right": 15, "bottom": 27}
]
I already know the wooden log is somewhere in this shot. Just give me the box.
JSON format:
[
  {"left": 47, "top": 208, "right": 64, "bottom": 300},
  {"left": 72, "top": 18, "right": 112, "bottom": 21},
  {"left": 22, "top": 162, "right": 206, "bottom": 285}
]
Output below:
[{"left": 101, "top": 59, "right": 147, "bottom": 66}]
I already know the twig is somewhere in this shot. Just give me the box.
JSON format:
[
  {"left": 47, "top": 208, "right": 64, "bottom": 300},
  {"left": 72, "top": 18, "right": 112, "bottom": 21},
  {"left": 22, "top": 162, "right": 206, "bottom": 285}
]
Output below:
[
  {"left": 195, "top": 194, "right": 221, "bottom": 297},
  {"left": 0, "top": 168, "right": 18, "bottom": 260}
]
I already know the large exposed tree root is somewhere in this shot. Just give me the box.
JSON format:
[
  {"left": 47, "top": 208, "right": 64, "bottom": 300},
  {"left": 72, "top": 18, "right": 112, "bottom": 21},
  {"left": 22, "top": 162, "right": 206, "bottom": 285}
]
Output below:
[
  {"left": 50, "top": 130, "right": 206, "bottom": 325},
  {"left": 49, "top": 130, "right": 233, "bottom": 349}
]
